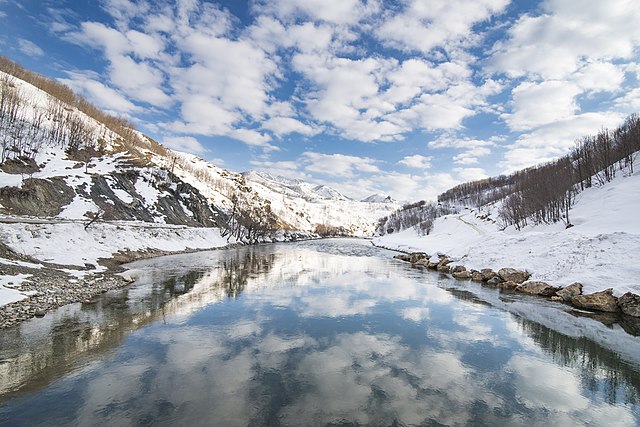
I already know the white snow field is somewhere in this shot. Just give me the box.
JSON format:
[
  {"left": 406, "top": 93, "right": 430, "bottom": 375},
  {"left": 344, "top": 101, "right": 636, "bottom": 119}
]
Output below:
[{"left": 375, "top": 169, "right": 640, "bottom": 296}]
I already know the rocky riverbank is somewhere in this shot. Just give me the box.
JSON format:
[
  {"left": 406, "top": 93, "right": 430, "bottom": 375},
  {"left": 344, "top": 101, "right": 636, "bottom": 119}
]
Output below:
[
  {"left": 0, "top": 245, "right": 227, "bottom": 329},
  {"left": 391, "top": 250, "right": 640, "bottom": 319}
]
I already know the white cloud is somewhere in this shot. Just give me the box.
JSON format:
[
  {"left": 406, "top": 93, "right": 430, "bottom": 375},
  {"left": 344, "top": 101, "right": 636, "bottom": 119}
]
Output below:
[
  {"left": 499, "top": 111, "right": 625, "bottom": 172},
  {"left": 489, "top": 0, "right": 640, "bottom": 80},
  {"left": 302, "top": 152, "right": 380, "bottom": 177},
  {"left": 453, "top": 167, "right": 488, "bottom": 182},
  {"left": 17, "top": 38, "right": 44, "bottom": 57},
  {"left": 262, "top": 116, "right": 318, "bottom": 137},
  {"left": 376, "top": 0, "right": 509, "bottom": 53},
  {"left": 253, "top": 0, "right": 379, "bottom": 26},
  {"left": 162, "top": 136, "right": 208, "bottom": 154},
  {"left": 504, "top": 81, "right": 582, "bottom": 131},
  {"left": 398, "top": 154, "right": 432, "bottom": 169},
  {"left": 58, "top": 71, "right": 140, "bottom": 115}
]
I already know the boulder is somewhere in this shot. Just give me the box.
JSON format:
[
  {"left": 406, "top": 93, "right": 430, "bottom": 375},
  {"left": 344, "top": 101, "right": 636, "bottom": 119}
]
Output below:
[
  {"left": 572, "top": 288, "right": 620, "bottom": 313},
  {"left": 497, "top": 280, "right": 518, "bottom": 290},
  {"left": 394, "top": 254, "right": 411, "bottom": 262},
  {"left": 498, "top": 268, "right": 530, "bottom": 284},
  {"left": 470, "top": 271, "right": 484, "bottom": 282},
  {"left": 436, "top": 264, "right": 451, "bottom": 274},
  {"left": 486, "top": 277, "right": 503, "bottom": 286},
  {"left": 481, "top": 269, "right": 497, "bottom": 281},
  {"left": 427, "top": 261, "right": 439, "bottom": 270},
  {"left": 409, "top": 252, "right": 428, "bottom": 263},
  {"left": 452, "top": 270, "right": 471, "bottom": 280},
  {"left": 551, "top": 296, "right": 564, "bottom": 302},
  {"left": 451, "top": 265, "right": 467, "bottom": 273},
  {"left": 516, "top": 281, "right": 561, "bottom": 297},
  {"left": 555, "top": 282, "right": 583, "bottom": 302},
  {"left": 413, "top": 258, "right": 430, "bottom": 267},
  {"left": 617, "top": 292, "right": 640, "bottom": 317}
]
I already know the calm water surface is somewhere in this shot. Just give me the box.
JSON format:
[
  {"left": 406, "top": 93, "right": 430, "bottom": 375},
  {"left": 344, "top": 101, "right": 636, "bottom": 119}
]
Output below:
[{"left": 1, "top": 239, "right": 639, "bottom": 426}]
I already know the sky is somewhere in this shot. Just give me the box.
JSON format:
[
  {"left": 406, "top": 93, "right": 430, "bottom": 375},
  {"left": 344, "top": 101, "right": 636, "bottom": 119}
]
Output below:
[{"left": 1, "top": 0, "right": 639, "bottom": 201}]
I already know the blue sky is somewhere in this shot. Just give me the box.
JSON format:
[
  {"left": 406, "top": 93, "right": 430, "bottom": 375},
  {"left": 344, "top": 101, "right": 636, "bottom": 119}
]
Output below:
[{"left": 1, "top": 0, "right": 639, "bottom": 201}]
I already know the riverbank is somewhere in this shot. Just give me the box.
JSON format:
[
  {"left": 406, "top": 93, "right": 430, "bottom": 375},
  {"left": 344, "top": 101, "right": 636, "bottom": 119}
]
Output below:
[
  {"left": 374, "top": 170, "right": 640, "bottom": 297},
  {"left": 0, "top": 221, "right": 236, "bottom": 328}
]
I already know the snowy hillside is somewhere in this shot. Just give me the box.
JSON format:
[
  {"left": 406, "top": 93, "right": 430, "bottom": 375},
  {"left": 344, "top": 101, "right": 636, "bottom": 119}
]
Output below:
[
  {"left": 242, "top": 170, "right": 400, "bottom": 236},
  {"left": 375, "top": 169, "right": 640, "bottom": 296}
]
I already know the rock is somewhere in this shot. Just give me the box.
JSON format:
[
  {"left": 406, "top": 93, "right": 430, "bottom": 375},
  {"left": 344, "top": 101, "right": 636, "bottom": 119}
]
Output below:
[
  {"left": 394, "top": 254, "right": 411, "bottom": 262},
  {"left": 497, "top": 280, "right": 518, "bottom": 290},
  {"left": 516, "top": 281, "right": 561, "bottom": 296},
  {"left": 121, "top": 273, "right": 136, "bottom": 284},
  {"left": 481, "top": 269, "right": 497, "bottom": 281},
  {"left": 498, "top": 268, "right": 530, "bottom": 284},
  {"left": 452, "top": 270, "right": 471, "bottom": 280},
  {"left": 427, "top": 261, "right": 439, "bottom": 270},
  {"left": 34, "top": 310, "right": 46, "bottom": 318},
  {"left": 409, "top": 252, "right": 428, "bottom": 263},
  {"left": 556, "top": 282, "right": 583, "bottom": 302},
  {"left": 617, "top": 292, "right": 640, "bottom": 317},
  {"left": 486, "top": 277, "right": 503, "bottom": 286},
  {"left": 436, "top": 264, "right": 451, "bottom": 274},
  {"left": 470, "top": 271, "right": 484, "bottom": 282},
  {"left": 551, "top": 296, "right": 564, "bottom": 302},
  {"left": 572, "top": 288, "right": 620, "bottom": 313},
  {"left": 413, "top": 258, "right": 430, "bottom": 267},
  {"left": 451, "top": 265, "right": 466, "bottom": 273}
]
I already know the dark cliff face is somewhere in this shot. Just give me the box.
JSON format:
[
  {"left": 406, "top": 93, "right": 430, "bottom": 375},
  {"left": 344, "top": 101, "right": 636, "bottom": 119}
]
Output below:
[{"left": 0, "top": 164, "right": 225, "bottom": 228}]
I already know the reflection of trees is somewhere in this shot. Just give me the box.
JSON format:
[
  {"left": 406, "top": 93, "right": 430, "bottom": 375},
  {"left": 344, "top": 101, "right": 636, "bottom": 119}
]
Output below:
[
  {"left": 219, "top": 249, "right": 276, "bottom": 299},
  {"left": 0, "top": 269, "right": 205, "bottom": 400},
  {"left": 515, "top": 316, "right": 640, "bottom": 405},
  {"left": 0, "top": 248, "right": 280, "bottom": 401}
]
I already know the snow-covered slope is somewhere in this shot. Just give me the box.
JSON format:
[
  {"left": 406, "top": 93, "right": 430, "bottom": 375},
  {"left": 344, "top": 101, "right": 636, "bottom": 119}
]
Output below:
[
  {"left": 242, "top": 170, "right": 400, "bottom": 236},
  {"left": 375, "top": 170, "right": 640, "bottom": 296}
]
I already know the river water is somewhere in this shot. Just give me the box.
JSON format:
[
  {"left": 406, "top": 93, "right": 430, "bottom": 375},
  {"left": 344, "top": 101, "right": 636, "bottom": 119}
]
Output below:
[{"left": 1, "top": 239, "right": 639, "bottom": 426}]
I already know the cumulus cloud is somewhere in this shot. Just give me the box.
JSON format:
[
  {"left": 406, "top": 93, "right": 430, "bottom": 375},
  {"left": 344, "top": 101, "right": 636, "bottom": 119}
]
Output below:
[
  {"left": 398, "top": 154, "right": 432, "bottom": 169},
  {"left": 376, "top": 0, "right": 509, "bottom": 53},
  {"left": 302, "top": 152, "right": 380, "bottom": 177}
]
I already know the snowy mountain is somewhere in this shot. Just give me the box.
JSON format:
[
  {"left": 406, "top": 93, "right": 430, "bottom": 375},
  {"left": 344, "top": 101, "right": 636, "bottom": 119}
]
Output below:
[
  {"left": 0, "top": 64, "right": 399, "bottom": 241},
  {"left": 361, "top": 194, "right": 395, "bottom": 203}
]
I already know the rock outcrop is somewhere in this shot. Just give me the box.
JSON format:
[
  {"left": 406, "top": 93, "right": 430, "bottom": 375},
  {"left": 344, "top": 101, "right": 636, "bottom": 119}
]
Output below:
[
  {"left": 516, "top": 281, "right": 561, "bottom": 296},
  {"left": 498, "top": 268, "right": 530, "bottom": 284},
  {"left": 556, "top": 282, "right": 583, "bottom": 302},
  {"left": 617, "top": 292, "right": 640, "bottom": 317},
  {"left": 572, "top": 288, "right": 620, "bottom": 313}
]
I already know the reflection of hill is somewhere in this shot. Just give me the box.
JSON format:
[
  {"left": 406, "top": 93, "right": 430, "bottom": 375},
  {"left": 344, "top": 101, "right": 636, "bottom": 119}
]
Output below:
[
  {"left": 0, "top": 247, "right": 286, "bottom": 400},
  {"left": 515, "top": 316, "right": 640, "bottom": 405}
]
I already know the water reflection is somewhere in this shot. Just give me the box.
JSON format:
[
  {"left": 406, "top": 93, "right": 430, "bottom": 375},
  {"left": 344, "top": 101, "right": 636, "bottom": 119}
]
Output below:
[{"left": 0, "top": 239, "right": 639, "bottom": 426}]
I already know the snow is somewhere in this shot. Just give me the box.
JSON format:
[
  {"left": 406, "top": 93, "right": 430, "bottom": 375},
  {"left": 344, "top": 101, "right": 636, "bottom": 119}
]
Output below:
[
  {"left": 0, "top": 274, "right": 32, "bottom": 306},
  {"left": 0, "top": 222, "right": 233, "bottom": 272},
  {"left": 375, "top": 170, "right": 640, "bottom": 296}
]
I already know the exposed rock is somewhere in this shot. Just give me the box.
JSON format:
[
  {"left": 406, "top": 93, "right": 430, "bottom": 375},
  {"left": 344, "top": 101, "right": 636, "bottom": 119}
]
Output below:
[
  {"left": 498, "top": 268, "right": 530, "bottom": 284},
  {"left": 617, "top": 292, "right": 640, "bottom": 318},
  {"left": 497, "top": 280, "right": 518, "bottom": 290},
  {"left": 470, "top": 271, "right": 483, "bottom": 282},
  {"left": 486, "top": 277, "right": 503, "bottom": 286},
  {"left": 451, "top": 265, "right": 466, "bottom": 273},
  {"left": 516, "top": 281, "right": 561, "bottom": 296},
  {"left": 0, "top": 177, "right": 75, "bottom": 216},
  {"left": 551, "top": 296, "right": 564, "bottom": 302},
  {"left": 481, "top": 269, "right": 497, "bottom": 281},
  {"left": 556, "top": 282, "right": 583, "bottom": 302},
  {"left": 413, "top": 258, "right": 430, "bottom": 267},
  {"left": 452, "top": 270, "right": 471, "bottom": 280},
  {"left": 572, "top": 288, "right": 620, "bottom": 313},
  {"left": 436, "top": 264, "right": 451, "bottom": 274},
  {"left": 393, "top": 254, "right": 411, "bottom": 262},
  {"left": 427, "top": 261, "right": 439, "bottom": 270},
  {"left": 409, "top": 252, "right": 428, "bottom": 263}
]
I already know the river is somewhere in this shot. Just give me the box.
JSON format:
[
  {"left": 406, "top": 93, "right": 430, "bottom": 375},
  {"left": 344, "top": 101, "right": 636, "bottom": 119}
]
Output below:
[{"left": 1, "top": 239, "right": 639, "bottom": 426}]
